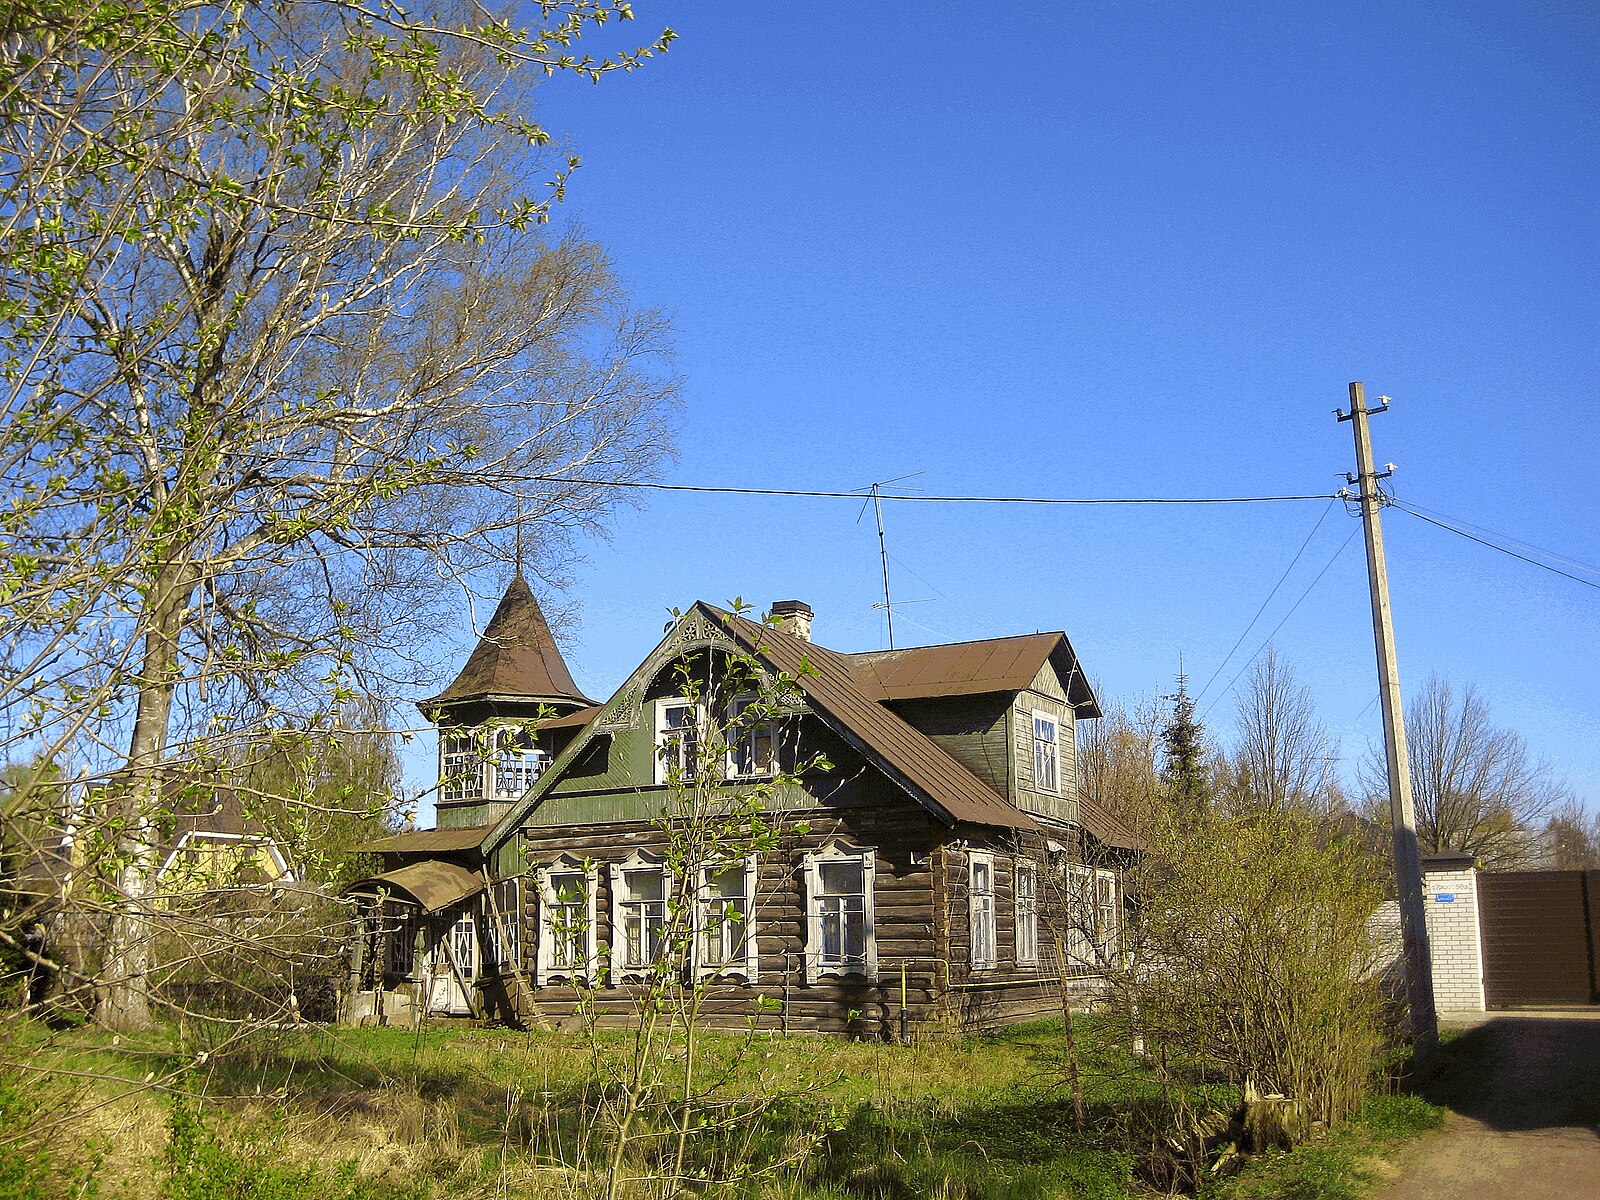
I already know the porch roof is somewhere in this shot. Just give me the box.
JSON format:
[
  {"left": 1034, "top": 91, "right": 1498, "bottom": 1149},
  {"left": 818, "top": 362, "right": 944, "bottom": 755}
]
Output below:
[{"left": 348, "top": 860, "right": 483, "bottom": 913}]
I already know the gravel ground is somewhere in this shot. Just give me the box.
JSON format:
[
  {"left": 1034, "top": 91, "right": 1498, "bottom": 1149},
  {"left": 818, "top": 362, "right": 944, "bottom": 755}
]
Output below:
[{"left": 1376, "top": 1015, "right": 1600, "bottom": 1200}]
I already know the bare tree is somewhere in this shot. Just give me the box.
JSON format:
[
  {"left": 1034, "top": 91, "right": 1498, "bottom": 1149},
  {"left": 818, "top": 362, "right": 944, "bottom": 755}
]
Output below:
[
  {"left": 1, "top": 1, "right": 677, "bottom": 1029},
  {"left": 1542, "top": 799, "right": 1600, "bottom": 870},
  {"left": 1078, "top": 689, "right": 1164, "bottom": 832},
  {"left": 1361, "top": 675, "right": 1573, "bottom": 870},
  {"left": 1226, "top": 647, "right": 1337, "bottom": 815}
]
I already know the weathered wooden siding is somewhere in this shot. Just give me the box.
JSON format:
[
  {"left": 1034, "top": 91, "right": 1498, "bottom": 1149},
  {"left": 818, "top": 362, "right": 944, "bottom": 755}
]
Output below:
[
  {"left": 935, "top": 833, "right": 1075, "bottom": 1026},
  {"left": 886, "top": 695, "right": 1012, "bottom": 795},
  {"left": 500, "top": 799, "right": 950, "bottom": 1034},
  {"left": 1010, "top": 662, "right": 1080, "bottom": 826}
]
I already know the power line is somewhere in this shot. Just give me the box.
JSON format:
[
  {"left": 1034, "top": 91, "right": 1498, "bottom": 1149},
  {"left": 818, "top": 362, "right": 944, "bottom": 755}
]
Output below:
[
  {"left": 1194, "top": 496, "right": 1339, "bottom": 707},
  {"left": 1390, "top": 500, "right": 1600, "bottom": 592},
  {"left": 1200, "top": 525, "right": 1361, "bottom": 721},
  {"left": 1393, "top": 498, "right": 1600, "bottom": 578},
  {"left": 526, "top": 475, "right": 1339, "bottom": 506}
]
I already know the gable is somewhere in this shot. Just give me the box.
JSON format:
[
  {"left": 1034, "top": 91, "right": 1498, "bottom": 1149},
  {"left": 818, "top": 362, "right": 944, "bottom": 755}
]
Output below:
[{"left": 482, "top": 603, "right": 1036, "bottom": 854}]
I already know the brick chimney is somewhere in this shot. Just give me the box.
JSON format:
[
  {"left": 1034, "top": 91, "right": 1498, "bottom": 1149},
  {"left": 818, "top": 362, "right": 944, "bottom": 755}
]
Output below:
[{"left": 767, "top": 599, "right": 813, "bottom": 642}]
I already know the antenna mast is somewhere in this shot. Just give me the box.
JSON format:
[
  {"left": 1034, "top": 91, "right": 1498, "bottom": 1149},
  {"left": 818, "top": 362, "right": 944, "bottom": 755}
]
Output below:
[{"left": 871, "top": 482, "right": 895, "bottom": 649}]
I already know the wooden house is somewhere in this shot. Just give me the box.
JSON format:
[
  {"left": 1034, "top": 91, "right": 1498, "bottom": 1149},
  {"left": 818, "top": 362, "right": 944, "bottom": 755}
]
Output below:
[{"left": 345, "top": 581, "right": 1137, "bottom": 1034}]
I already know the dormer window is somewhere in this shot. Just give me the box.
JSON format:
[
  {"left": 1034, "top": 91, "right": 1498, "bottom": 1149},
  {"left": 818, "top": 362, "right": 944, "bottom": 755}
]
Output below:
[
  {"left": 726, "top": 694, "right": 776, "bottom": 779},
  {"left": 655, "top": 698, "right": 702, "bottom": 784},
  {"left": 1032, "top": 711, "right": 1059, "bottom": 794}
]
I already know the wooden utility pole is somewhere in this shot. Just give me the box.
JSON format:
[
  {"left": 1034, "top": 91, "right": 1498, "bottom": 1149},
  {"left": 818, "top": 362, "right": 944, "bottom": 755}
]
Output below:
[{"left": 1338, "top": 383, "right": 1438, "bottom": 1054}]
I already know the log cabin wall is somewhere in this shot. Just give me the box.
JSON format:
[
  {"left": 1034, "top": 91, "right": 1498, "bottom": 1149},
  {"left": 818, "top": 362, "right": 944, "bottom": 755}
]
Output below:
[{"left": 499, "top": 799, "right": 948, "bottom": 1036}]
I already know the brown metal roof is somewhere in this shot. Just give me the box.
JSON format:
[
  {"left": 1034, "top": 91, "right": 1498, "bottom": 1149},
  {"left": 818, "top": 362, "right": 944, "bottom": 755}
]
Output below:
[
  {"left": 711, "top": 606, "right": 1036, "bottom": 831},
  {"left": 357, "top": 825, "right": 491, "bottom": 854},
  {"left": 849, "top": 633, "right": 1100, "bottom": 715},
  {"left": 347, "top": 860, "right": 483, "bottom": 912},
  {"left": 536, "top": 704, "right": 602, "bottom": 731},
  {"left": 420, "top": 573, "right": 594, "bottom": 714},
  {"left": 1078, "top": 795, "right": 1144, "bottom": 851}
]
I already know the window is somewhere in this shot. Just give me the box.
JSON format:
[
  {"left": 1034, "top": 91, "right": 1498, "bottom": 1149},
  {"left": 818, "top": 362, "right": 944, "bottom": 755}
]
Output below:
[
  {"left": 1063, "top": 864, "right": 1096, "bottom": 973},
  {"left": 609, "top": 852, "right": 672, "bottom": 977},
  {"left": 1095, "top": 869, "right": 1120, "bottom": 962},
  {"left": 386, "top": 904, "right": 418, "bottom": 976},
  {"left": 482, "top": 877, "right": 521, "bottom": 970},
  {"left": 1032, "top": 711, "right": 1059, "bottom": 794},
  {"left": 969, "top": 851, "right": 996, "bottom": 969},
  {"left": 1061, "top": 864, "right": 1119, "bottom": 974},
  {"left": 535, "top": 858, "right": 597, "bottom": 984},
  {"left": 492, "top": 733, "right": 545, "bottom": 799},
  {"left": 1015, "top": 860, "right": 1038, "bottom": 966},
  {"left": 441, "top": 731, "right": 485, "bottom": 801},
  {"left": 655, "top": 698, "right": 702, "bottom": 784},
  {"left": 802, "top": 842, "right": 876, "bottom": 982},
  {"left": 698, "top": 857, "right": 758, "bottom": 979},
  {"left": 726, "top": 694, "right": 777, "bottom": 779}
]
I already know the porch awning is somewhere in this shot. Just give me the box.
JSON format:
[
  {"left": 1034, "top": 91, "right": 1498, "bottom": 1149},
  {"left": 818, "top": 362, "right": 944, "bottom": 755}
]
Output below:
[{"left": 347, "top": 860, "right": 484, "bottom": 914}]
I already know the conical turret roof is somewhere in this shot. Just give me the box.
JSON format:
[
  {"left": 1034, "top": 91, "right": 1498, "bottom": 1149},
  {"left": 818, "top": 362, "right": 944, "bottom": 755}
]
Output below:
[{"left": 420, "top": 573, "right": 593, "bottom": 715}]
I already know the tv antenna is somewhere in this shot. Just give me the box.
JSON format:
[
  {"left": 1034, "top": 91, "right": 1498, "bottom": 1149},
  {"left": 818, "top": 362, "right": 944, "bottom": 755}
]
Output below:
[{"left": 855, "top": 473, "right": 922, "bottom": 649}]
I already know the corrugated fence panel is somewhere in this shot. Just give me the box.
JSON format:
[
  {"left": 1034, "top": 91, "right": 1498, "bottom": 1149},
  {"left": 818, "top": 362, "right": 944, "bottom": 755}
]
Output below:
[{"left": 1479, "top": 871, "right": 1596, "bottom": 1008}]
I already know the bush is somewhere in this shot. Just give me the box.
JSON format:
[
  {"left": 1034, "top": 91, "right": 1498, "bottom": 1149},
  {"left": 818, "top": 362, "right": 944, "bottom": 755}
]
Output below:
[{"left": 1108, "top": 806, "right": 1390, "bottom": 1180}]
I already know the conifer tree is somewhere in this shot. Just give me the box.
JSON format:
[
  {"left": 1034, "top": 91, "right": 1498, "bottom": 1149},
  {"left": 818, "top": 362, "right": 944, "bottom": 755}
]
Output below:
[{"left": 1161, "top": 673, "right": 1211, "bottom": 815}]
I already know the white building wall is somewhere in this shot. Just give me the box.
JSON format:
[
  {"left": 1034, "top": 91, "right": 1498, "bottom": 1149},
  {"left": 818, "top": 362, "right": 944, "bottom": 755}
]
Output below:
[{"left": 1421, "top": 864, "right": 1485, "bottom": 1013}]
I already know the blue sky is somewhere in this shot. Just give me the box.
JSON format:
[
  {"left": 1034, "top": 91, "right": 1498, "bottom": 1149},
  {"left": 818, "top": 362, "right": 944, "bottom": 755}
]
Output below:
[{"left": 408, "top": 2, "right": 1598, "bottom": 818}]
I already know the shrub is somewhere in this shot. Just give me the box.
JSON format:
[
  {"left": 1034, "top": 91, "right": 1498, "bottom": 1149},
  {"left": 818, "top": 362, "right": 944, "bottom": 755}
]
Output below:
[{"left": 1107, "top": 806, "right": 1389, "bottom": 1180}]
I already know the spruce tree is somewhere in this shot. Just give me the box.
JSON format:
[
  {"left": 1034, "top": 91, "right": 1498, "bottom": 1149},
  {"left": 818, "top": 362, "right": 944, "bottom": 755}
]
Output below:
[{"left": 1161, "top": 673, "right": 1211, "bottom": 815}]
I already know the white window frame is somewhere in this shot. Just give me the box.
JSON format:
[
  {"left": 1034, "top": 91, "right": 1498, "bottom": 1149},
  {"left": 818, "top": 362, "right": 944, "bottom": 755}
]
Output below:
[
  {"left": 1063, "top": 863, "right": 1096, "bottom": 973},
  {"left": 654, "top": 697, "right": 703, "bottom": 785},
  {"left": 1032, "top": 710, "right": 1060, "bottom": 794},
  {"left": 608, "top": 850, "right": 674, "bottom": 980},
  {"left": 724, "top": 694, "right": 777, "bottom": 780},
  {"left": 1014, "top": 859, "right": 1039, "bottom": 967},
  {"left": 969, "top": 850, "right": 997, "bottom": 970},
  {"left": 491, "top": 731, "right": 546, "bottom": 799},
  {"left": 696, "top": 855, "right": 759, "bottom": 981},
  {"left": 1095, "top": 867, "right": 1121, "bottom": 965},
  {"left": 534, "top": 856, "right": 598, "bottom": 984},
  {"left": 802, "top": 841, "right": 877, "bottom": 983},
  {"left": 441, "top": 730, "right": 486, "bottom": 801}
]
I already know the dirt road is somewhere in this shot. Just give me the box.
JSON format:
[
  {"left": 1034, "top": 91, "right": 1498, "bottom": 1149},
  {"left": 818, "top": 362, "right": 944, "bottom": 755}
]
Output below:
[{"left": 1376, "top": 1016, "right": 1600, "bottom": 1200}]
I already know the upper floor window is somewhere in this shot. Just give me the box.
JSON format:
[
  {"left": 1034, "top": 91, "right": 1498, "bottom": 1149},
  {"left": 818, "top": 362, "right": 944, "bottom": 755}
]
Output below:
[
  {"left": 441, "top": 731, "right": 485, "bottom": 801},
  {"left": 609, "top": 852, "right": 671, "bottom": 976},
  {"left": 1032, "top": 711, "right": 1059, "bottom": 794},
  {"left": 493, "top": 733, "right": 545, "bottom": 799},
  {"left": 1014, "top": 860, "right": 1039, "bottom": 966},
  {"left": 535, "top": 857, "right": 597, "bottom": 984},
  {"left": 726, "top": 694, "right": 776, "bottom": 779},
  {"left": 969, "top": 851, "right": 997, "bottom": 970},
  {"left": 655, "top": 698, "right": 702, "bottom": 784},
  {"left": 802, "top": 842, "right": 876, "bottom": 982}
]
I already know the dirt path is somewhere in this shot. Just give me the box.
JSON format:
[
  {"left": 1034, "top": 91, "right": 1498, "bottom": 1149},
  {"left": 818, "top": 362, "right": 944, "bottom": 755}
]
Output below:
[{"left": 1376, "top": 1016, "right": 1600, "bottom": 1200}]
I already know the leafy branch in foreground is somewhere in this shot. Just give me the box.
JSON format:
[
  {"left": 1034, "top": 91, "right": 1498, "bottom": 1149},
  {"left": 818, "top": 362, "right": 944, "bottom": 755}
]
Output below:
[{"left": 1, "top": 0, "right": 678, "bottom": 1032}]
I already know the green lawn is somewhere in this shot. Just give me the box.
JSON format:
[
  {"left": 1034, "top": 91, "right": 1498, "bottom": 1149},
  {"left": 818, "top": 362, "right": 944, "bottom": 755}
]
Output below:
[{"left": 4, "top": 1017, "right": 1444, "bottom": 1199}]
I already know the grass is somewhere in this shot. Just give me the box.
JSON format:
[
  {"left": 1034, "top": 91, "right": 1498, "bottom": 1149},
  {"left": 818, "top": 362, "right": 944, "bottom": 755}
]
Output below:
[{"left": 5, "top": 1016, "right": 1448, "bottom": 1199}]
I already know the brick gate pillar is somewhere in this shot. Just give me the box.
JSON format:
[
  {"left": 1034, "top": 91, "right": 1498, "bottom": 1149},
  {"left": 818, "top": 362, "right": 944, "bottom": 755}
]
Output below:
[{"left": 1420, "top": 852, "right": 1485, "bottom": 1014}]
